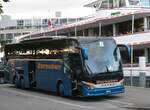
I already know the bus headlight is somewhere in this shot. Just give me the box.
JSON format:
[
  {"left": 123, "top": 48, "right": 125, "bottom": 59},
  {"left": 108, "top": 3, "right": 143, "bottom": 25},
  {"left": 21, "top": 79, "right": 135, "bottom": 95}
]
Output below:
[
  {"left": 120, "top": 79, "right": 124, "bottom": 86},
  {"left": 82, "top": 81, "right": 95, "bottom": 89}
]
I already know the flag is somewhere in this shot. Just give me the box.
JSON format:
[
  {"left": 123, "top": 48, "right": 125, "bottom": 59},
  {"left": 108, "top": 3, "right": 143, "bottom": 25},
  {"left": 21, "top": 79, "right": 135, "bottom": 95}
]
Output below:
[{"left": 48, "top": 19, "right": 52, "bottom": 28}]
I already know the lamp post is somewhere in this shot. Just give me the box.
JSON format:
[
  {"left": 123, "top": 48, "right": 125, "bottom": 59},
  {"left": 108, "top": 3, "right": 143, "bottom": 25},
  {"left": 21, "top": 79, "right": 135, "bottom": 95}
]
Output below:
[{"left": 130, "top": 44, "right": 133, "bottom": 86}]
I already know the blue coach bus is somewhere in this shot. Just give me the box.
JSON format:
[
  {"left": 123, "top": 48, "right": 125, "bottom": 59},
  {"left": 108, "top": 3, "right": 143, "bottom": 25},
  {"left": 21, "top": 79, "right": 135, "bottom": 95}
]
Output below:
[{"left": 4, "top": 37, "right": 124, "bottom": 97}]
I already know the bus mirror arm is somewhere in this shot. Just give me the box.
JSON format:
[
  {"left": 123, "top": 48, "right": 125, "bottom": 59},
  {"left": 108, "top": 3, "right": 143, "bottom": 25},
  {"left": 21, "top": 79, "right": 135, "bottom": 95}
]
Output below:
[
  {"left": 82, "top": 47, "right": 88, "bottom": 60},
  {"left": 75, "top": 46, "right": 81, "bottom": 49},
  {"left": 117, "top": 44, "right": 131, "bottom": 61},
  {"left": 72, "top": 80, "right": 77, "bottom": 90}
]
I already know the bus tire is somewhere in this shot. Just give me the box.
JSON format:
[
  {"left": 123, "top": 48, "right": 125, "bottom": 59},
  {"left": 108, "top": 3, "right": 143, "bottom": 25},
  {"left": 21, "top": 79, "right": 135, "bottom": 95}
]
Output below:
[
  {"left": 20, "top": 79, "right": 24, "bottom": 89},
  {"left": 13, "top": 76, "right": 16, "bottom": 84},
  {"left": 14, "top": 77, "right": 20, "bottom": 88},
  {"left": 58, "top": 83, "right": 65, "bottom": 97}
]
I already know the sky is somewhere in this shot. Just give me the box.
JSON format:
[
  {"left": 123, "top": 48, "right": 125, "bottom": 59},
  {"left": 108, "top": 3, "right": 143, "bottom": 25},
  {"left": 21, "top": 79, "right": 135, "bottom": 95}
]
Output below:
[{"left": 2, "top": 0, "right": 95, "bottom": 19}]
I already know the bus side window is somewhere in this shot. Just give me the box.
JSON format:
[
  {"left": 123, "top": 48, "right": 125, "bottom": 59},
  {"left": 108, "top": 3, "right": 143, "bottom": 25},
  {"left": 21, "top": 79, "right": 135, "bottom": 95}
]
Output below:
[
  {"left": 64, "top": 63, "right": 69, "bottom": 74},
  {"left": 63, "top": 57, "right": 71, "bottom": 74}
]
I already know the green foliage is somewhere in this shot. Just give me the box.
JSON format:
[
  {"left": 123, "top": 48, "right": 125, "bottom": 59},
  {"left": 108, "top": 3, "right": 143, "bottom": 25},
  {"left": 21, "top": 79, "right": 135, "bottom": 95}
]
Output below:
[
  {"left": 0, "top": 0, "right": 9, "bottom": 14},
  {"left": 0, "top": 40, "right": 8, "bottom": 52},
  {"left": 3, "top": 0, "right": 9, "bottom": 2},
  {"left": 0, "top": 0, "right": 10, "bottom": 50},
  {"left": 0, "top": 2, "right": 3, "bottom": 14}
]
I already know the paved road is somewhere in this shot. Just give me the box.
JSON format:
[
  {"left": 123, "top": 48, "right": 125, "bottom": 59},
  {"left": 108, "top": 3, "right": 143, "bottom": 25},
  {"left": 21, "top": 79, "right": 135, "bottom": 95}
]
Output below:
[{"left": 0, "top": 84, "right": 150, "bottom": 110}]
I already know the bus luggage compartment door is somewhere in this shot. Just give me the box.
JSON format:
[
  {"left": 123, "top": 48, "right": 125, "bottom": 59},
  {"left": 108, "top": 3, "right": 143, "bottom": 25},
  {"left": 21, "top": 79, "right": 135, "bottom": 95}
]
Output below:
[
  {"left": 28, "top": 61, "right": 36, "bottom": 87},
  {"left": 23, "top": 61, "right": 36, "bottom": 88}
]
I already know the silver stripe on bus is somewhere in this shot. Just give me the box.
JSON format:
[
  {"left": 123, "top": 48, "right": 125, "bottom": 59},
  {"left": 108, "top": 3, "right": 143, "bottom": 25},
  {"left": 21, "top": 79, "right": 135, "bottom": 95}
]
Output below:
[{"left": 9, "top": 59, "right": 63, "bottom": 62}]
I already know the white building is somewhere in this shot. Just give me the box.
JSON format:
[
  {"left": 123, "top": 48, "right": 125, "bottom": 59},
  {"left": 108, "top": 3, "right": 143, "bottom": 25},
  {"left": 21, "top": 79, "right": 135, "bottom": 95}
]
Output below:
[{"left": 0, "top": 15, "right": 82, "bottom": 43}]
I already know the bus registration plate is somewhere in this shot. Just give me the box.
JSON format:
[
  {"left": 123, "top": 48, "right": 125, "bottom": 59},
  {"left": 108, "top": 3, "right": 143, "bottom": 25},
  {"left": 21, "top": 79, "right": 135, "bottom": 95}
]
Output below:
[{"left": 106, "top": 90, "right": 111, "bottom": 94}]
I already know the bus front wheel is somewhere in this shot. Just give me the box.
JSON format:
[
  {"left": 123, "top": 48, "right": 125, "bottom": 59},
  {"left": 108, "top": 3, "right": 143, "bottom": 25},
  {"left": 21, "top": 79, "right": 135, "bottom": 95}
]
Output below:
[{"left": 58, "top": 83, "right": 65, "bottom": 97}]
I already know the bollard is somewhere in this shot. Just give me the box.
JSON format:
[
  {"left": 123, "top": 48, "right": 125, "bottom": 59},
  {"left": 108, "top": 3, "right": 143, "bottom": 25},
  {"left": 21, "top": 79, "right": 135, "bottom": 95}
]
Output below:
[
  {"left": 139, "top": 57, "right": 146, "bottom": 87},
  {"left": 139, "top": 72, "right": 146, "bottom": 87}
]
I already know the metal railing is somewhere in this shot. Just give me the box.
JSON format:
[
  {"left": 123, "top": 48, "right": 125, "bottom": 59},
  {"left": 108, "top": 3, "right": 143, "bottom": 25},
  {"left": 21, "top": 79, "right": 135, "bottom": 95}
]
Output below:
[{"left": 123, "top": 68, "right": 150, "bottom": 87}]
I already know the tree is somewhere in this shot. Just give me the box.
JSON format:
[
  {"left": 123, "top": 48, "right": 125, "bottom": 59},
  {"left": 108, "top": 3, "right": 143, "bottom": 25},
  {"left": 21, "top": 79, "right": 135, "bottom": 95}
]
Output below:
[
  {"left": 0, "top": 39, "right": 7, "bottom": 52},
  {"left": 0, "top": 0, "right": 9, "bottom": 51},
  {"left": 0, "top": 0, "right": 9, "bottom": 14},
  {"left": 0, "top": 3, "right": 3, "bottom": 14}
]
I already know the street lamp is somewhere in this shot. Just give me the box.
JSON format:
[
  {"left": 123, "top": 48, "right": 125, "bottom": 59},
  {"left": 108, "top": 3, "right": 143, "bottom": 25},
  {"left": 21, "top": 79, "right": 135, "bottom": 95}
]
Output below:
[{"left": 130, "top": 44, "right": 133, "bottom": 86}]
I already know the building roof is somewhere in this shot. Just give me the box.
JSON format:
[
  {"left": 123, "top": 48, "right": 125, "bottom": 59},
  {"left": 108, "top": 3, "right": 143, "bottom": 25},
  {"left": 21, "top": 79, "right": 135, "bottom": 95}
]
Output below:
[
  {"left": 113, "top": 31, "right": 150, "bottom": 48},
  {"left": 41, "top": 10, "right": 150, "bottom": 32},
  {"left": 20, "top": 10, "right": 150, "bottom": 43}
]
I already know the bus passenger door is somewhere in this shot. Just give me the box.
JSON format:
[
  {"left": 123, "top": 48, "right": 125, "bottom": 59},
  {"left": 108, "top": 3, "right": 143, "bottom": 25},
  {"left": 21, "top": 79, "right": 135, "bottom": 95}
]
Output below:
[
  {"left": 28, "top": 61, "right": 36, "bottom": 88},
  {"left": 62, "top": 55, "right": 74, "bottom": 96}
]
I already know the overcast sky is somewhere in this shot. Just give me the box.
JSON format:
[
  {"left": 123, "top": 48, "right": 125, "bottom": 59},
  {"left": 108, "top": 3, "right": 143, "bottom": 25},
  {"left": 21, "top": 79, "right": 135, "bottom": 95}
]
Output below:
[{"left": 2, "top": 0, "right": 95, "bottom": 19}]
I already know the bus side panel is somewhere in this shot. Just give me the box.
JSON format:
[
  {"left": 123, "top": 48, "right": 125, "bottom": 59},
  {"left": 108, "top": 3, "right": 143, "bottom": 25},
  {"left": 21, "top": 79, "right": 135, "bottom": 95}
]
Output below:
[
  {"left": 61, "top": 75, "right": 72, "bottom": 96},
  {"left": 36, "top": 61, "right": 62, "bottom": 92},
  {"left": 23, "top": 61, "right": 30, "bottom": 88},
  {"left": 35, "top": 61, "right": 72, "bottom": 96}
]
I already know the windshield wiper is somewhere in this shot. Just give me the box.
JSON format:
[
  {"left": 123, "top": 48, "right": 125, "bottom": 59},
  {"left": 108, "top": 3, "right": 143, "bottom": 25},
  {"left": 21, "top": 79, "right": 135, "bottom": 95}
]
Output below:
[
  {"left": 94, "top": 69, "right": 122, "bottom": 77},
  {"left": 106, "top": 66, "right": 109, "bottom": 73},
  {"left": 85, "top": 63, "right": 93, "bottom": 74}
]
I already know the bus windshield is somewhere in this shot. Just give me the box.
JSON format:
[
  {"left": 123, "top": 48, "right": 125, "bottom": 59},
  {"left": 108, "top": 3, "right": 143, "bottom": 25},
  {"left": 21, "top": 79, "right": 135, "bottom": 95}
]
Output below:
[{"left": 83, "top": 40, "right": 121, "bottom": 74}]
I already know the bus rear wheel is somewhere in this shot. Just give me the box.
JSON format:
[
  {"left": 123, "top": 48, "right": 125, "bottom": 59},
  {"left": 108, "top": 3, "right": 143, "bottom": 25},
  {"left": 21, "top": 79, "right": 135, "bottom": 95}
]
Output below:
[
  {"left": 14, "top": 77, "right": 20, "bottom": 88},
  {"left": 20, "top": 79, "right": 24, "bottom": 89},
  {"left": 58, "top": 83, "right": 65, "bottom": 97}
]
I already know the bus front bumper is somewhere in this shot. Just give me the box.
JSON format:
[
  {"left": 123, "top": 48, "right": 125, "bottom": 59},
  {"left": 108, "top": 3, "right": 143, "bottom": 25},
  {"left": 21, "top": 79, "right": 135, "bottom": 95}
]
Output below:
[{"left": 81, "top": 86, "right": 125, "bottom": 97}]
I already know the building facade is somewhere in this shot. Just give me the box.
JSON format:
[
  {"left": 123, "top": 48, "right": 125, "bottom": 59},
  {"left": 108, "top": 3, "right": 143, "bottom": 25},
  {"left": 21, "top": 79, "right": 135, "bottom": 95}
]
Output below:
[{"left": 0, "top": 15, "right": 83, "bottom": 43}]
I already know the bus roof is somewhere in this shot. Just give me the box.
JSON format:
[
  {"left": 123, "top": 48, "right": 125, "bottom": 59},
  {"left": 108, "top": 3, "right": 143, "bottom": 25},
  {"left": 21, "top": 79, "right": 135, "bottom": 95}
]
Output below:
[
  {"left": 19, "top": 36, "right": 115, "bottom": 44},
  {"left": 5, "top": 36, "right": 115, "bottom": 51},
  {"left": 20, "top": 36, "right": 67, "bottom": 43},
  {"left": 74, "top": 36, "right": 115, "bottom": 43},
  {"left": 5, "top": 37, "right": 80, "bottom": 52}
]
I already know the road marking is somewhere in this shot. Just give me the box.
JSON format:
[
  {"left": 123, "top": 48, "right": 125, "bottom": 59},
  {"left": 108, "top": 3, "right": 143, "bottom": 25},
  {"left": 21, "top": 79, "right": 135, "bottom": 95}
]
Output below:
[
  {"left": 108, "top": 99, "right": 134, "bottom": 107},
  {"left": 2, "top": 88, "right": 95, "bottom": 109}
]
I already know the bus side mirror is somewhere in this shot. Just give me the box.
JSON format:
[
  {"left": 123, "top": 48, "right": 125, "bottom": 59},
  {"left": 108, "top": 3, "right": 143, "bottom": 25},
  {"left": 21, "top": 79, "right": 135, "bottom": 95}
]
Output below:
[
  {"left": 117, "top": 44, "right": 131, "bottom": 62},
  {"left": 82, "top": 48, "right": 88, "bottom": 60},
  {"left": 117, "top": 44, "right": 131, "bottom": 56}
]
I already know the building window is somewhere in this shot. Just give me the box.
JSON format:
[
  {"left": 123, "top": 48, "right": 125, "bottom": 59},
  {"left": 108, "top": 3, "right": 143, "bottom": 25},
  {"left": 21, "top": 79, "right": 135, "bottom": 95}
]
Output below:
[
  {"left": 24, "top": 20, "right": 32, "bottom": 27},
  {"left": 42, "top": 19, "right": 48, "bottom": 25},
  {"left": 134, "top": 19, "right": 144, "bottom": 32},
  {"left": 119, "top": 0, "right": 126, "bottom": 7},
  {"left": 101, "top": 25, "right": 113, "bottom": 36},
  {"left": 117, "top": 21, "right": 132, "bottom": 35},
  {"left": 101, "top": 0, "right": 108, "bottom": 8},
  {"left": 148, "top": 48, "right": 150, "bottom": 63},
  {"left": 140, "top": 0, "right": 150, "bottom": 7},
  {"left": 23, "top": 33, "right": 29, "bottom": 35},
  {"left": 128, "top": 0, "right": 150, "bottom": 7},
  {"left": 129, "top": 0, "right": 140, "bottom": 6},
  {"left": 68, "top": 19, "right": 76, "bottom": 23},
  {"left": 17, "top": 20, "right": 24, "bottom": 27},
  {"left": 14, "top": 33, "right": 21, "bottom": 37},
  {"left": 133, "top": 49, "right": 144, "bottom": 63},
  {"left": 113, "top": 0, "right": 120, "bottom": 8},
  {"left": 0, "top": 34, "right": 5, "bottom": 40},
  {"left": 60, "top": 19, "right": 67, "bottom": 25},
  {"left": 148, "top": 17, "right": 150, "bottom": 30},
  {"left": 6, "top": 33, "right": 13, "bottom": 40},
  {"left": 99, "top": 0, "right": 126, "bottom": 9}
]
